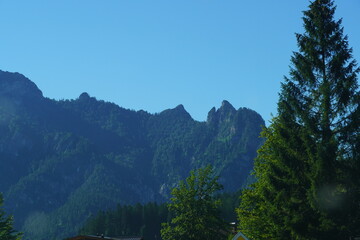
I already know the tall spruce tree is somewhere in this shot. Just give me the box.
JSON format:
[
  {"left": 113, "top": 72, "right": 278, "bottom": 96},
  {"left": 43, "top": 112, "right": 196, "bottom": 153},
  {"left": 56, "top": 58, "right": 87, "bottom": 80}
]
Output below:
[
  {"left": 237, "top": 0, "right": 359, "bottom": 239},
  {"left": 0, "top": 194, "right": 22, "bottom": 240}
]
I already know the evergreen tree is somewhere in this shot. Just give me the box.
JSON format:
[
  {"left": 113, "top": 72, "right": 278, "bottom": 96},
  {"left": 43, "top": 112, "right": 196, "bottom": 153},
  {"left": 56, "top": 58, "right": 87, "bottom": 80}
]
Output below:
[
  {"left": 161, "top": 165, "right": 228, "bottom": 240},
  {"left": 0, "top": 193, "right": 22, "bottom": 240},
  {"left": 237, "top": 0, "right": 359, "bottom": 239}
]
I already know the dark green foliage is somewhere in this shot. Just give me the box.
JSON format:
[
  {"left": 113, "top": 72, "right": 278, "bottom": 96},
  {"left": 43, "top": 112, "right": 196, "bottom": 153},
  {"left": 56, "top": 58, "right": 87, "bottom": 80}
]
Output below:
[
  {"left": 0, "top": 70, "right": 264, "bottom": 240},
  {"left": 0, "top": 193, "right": 22, "bottom": 240},
  {"left": 217, "top": 191, "right": 241, "bottom": 223},
  {"left": 237, "top": 0, "right": 359, "bottom": 239},
  {"left": 161, "top": 166, "right": 228, "bottom": 240},
  {"left": 79, "top": 202, "right": 170, "bottom": 240},
  {"left": 79, "top": 191, "right": 240, "bottom": 240}
]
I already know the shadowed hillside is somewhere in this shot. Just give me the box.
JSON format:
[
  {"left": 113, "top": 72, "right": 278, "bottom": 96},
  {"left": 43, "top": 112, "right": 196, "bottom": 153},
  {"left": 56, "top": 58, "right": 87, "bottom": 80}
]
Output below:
[{"left": 0, "top": 70, "right": 264, "bottom": 240}]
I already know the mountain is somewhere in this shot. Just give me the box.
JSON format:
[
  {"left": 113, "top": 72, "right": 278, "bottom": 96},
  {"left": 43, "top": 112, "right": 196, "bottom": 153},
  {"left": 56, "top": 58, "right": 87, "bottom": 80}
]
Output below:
[{"left": 0, "top": 70, "right": 265, "bottom": 240}]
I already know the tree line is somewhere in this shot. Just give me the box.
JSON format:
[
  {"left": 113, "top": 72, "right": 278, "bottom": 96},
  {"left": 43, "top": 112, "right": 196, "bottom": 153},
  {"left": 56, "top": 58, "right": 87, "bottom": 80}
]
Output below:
[{"left": 79, "top": 167, "right": 240, "bottom": 240}]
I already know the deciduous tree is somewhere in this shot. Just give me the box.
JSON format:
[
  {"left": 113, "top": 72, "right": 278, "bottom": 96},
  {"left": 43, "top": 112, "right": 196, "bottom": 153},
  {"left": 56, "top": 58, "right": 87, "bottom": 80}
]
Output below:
[{"left": 161, "top": 165, "right": 228, "bottom": 240}]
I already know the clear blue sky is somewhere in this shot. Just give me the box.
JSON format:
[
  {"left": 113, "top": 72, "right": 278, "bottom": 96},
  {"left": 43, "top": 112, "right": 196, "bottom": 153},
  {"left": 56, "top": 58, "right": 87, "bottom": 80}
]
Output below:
[{"left": 0, "top": 0, "right": 359, "bottom": 123}]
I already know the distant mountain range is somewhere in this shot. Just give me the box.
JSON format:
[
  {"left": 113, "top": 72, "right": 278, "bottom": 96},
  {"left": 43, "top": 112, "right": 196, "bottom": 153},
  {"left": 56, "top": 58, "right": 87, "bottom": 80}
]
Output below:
[{"left": 0, "top": 70, "right": 265, "bottom": 240}]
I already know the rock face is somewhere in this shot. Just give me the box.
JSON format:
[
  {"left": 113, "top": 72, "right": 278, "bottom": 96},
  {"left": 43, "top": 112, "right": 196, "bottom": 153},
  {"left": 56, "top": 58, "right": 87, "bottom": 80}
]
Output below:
[{"left": 0, "top": 70, "right": 265, "bottom": 240}]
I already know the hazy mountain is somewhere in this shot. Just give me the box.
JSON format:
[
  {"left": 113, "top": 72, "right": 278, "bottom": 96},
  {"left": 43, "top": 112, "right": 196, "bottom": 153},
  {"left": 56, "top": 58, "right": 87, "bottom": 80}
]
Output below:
[{"left": 0, "top": 70, "right": 265, "bottom": 240}]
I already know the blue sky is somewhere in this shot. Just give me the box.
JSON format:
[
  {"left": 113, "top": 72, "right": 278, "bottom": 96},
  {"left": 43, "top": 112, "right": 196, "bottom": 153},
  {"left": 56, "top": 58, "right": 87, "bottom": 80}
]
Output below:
[{"left": 0, "top": 0, "right": 359, "bottom": 123}]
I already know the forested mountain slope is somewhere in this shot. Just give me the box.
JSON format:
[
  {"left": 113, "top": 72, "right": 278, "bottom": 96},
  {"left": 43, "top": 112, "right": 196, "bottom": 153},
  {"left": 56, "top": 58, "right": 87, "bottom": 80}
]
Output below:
[{"left": 0, "top": 70, "right": 264, "bottom": 240}]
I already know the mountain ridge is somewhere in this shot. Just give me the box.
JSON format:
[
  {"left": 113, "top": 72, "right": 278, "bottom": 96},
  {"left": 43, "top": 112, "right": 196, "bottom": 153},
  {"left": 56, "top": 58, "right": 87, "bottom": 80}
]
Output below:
[{"left": 0, "top": 70, "right": 265, "bottom": 240}]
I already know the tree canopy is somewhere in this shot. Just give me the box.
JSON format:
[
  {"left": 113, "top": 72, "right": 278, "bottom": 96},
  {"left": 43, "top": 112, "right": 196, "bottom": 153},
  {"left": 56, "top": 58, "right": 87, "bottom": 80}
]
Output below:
[
  {"left": 161, "top": 165, "right": 228, "bottom": 240},
  {"left": 237, "top": 0, "right": 360, "bottom": 239}
]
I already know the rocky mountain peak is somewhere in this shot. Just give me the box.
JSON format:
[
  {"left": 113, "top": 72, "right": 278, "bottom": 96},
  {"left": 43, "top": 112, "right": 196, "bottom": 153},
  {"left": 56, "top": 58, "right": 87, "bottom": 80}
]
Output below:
[
  {"left": 219, "top": 100, "right": 236, "bottom": 114},
  {"left": 174, "top": 104, "right": 185, "bottom": 111},
  {"left": 206, "top": 107, "right": 216, "bottom": 124},
  {"left": 158, "top": 104, "right": 192, "bottom": 121},
  {"left": 78, "top": 92, "right": 91, "bottom": 100},
  {"left": 206, "top": 100, "right": 236, "bottom": 126},
  {"left": 0, "top": 70, "right": 43, "bottom": 100}
]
